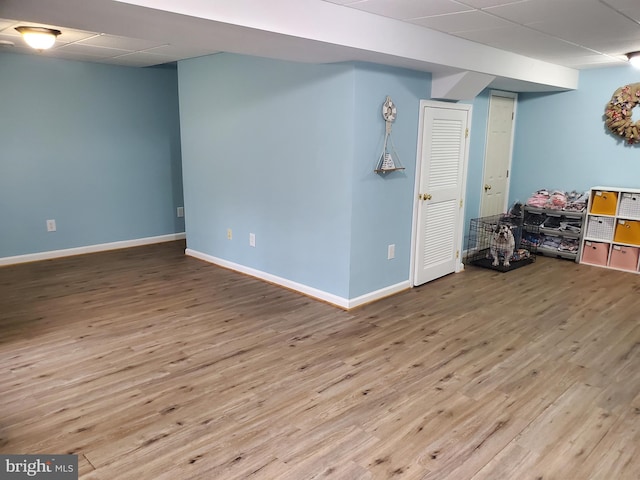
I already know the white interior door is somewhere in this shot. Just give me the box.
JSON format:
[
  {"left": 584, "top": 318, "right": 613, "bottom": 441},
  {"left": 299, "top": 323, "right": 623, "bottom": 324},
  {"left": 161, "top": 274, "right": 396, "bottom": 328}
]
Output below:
[
  {"left": 413, "top": 102, "right": 470, "bottom": 286},
  {"left": 480, "top": 92, "right": 516, "bottom": 217}
]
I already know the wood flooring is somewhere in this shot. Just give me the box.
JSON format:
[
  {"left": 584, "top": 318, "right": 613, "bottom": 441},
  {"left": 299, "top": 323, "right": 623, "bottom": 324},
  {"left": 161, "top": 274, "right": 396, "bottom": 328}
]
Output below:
[{"left": 1, "top": 241, "right": 639, "bottom": 479}]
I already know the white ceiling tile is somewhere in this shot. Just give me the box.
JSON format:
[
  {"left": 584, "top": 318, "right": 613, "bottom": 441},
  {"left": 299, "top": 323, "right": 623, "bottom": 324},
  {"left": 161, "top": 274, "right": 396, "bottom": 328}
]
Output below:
[
  {"left": 527, "top": 10, "right": 638, "bottom": 47},
  {"left": 459, "top": 25, "right": 600, "bottom": 58},
  {"left": 0, "top": 19, "right": 16, "bottom": 31},
  {"left": 56, "top": 43, "right": 130, "bottom": 58},
  {"left": 321, "top": 0, "right": 363, "bottom": 4},
  {"left": 485, "top": 0, "right": 589, "bottom": 24},
  {"left": 603, "top": 0, "right": 638, "bottom": 7},
  {"left": 43, "top": 49, "right": 113, "bottom": 64},
  {"left": 0, "top": 25, "right": 21, "bottom": 39},
  {"left": 106, "top": 52, "right": 178, "bottom": 67},
  {"left": 51, "top": 29, "right": 98, "bottom": 44},
  {"left": 77, "top": 34, "right": 164, "bottom": 51},
  {"left": 143, "top": 44, "right": 219, "bottom": 58},
  {"left": 411, "top": 10, "right": 513, "bottom": 33},
  {"left": 0, "top": 32, "right": 19, "bottom": 45},
  {"left": 347, "top": 0, "right": 472, "bottom": 20},
  {"left": 603, "top": 0, "right": 640, "bottom": 16},
  {"left": 456, "top": 0, "right": 528, "bottom": 8},
  {"left": 620, "top": 9, "right": 640, "bottom": 23},
  {"left": 586, "top": 38, "right": 640, "bottom": 56}
]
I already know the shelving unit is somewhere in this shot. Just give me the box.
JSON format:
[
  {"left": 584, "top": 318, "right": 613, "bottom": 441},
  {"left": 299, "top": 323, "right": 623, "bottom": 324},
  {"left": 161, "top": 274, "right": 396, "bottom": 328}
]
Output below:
[
  {"left": 580, "top": 186, "right": 640, "bottom": 273},
  {"left": 522, "top": 205, "right": 585, "bottom": 262}
]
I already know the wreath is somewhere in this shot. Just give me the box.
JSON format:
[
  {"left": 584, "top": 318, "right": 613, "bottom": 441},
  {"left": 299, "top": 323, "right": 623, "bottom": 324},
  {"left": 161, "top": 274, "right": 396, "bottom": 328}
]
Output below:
[{"left": 605, "top": 83, "right": 640, "bottom": 144}]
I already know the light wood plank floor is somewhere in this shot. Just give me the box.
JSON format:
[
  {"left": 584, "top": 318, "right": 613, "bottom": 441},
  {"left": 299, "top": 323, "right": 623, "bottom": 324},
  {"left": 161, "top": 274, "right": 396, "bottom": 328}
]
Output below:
[{"left": 1, "top": 241, "right": 639, "bottom": 479}]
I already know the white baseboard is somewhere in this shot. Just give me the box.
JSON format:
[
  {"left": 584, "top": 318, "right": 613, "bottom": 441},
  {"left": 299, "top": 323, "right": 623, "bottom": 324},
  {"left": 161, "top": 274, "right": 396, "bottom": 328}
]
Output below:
[
  {"left": 347, "top": 281, "right": 412, "bottom": 309},
  {"left": 0, "top": 233, "right": 186, "bottom": 266},
  {"left": 186, "top": 248, "right": 410, "bottom": 309}
]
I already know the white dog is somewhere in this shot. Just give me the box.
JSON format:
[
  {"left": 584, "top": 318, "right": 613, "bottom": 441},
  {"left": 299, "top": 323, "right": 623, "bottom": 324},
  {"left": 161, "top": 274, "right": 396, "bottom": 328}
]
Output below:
[{"left": 490, "top": 224, "right": 515, "bottom": 267}]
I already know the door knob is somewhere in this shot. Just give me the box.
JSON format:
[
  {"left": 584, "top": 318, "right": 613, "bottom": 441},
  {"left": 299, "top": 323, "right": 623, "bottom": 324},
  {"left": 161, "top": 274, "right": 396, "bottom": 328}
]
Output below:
[
  {"left": 484, "top": 184, "right": 492, "bottom": 191},
  {"left": 419, "top": 193, "right": 432, "bottom": 200}
]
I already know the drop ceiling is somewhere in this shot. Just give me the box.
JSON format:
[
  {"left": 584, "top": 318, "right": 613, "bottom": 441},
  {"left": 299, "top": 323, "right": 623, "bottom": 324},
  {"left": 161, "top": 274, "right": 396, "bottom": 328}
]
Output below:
[
  {"left": 1, "top": 0, "right": 640, "bottom": 91},
  {"left": 326, "top": 0, "right": 640, "bottom": 69},
  {"left": 0, "top": 18, "right": 219, "bottom": 68}
]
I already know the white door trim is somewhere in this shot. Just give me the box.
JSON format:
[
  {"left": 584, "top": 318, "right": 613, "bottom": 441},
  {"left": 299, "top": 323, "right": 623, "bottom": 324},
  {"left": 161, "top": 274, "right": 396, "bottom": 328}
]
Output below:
[
  {"left": 410, "top": 100, "right": 472, "bottom": 287},
  {"left": 479, "top": 90, "right": 517, "bottom": 216}
]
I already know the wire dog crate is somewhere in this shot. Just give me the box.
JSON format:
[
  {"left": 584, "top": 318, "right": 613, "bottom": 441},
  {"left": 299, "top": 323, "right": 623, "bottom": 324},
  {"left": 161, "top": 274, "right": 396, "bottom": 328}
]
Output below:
[{"left": 464, "top": 212, "right": 535, "bottom": 272}]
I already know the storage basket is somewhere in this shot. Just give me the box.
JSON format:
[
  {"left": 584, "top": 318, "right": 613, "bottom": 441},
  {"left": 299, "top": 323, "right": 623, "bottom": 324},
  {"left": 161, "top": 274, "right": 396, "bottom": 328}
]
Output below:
[
  {"left": 613, "top": 219, "right": 640, "bottom": 245},
  {"left": 618, "top": 193, "right": 640, "bottom": 219},
  {"left": 609, "top": 245, "right": 640, "bottom": 271},
  {"left": 581, "top": 241, "right": 609, "bottom": 266},
  {"left": 586, "top": 216, "right": 615, "bottom": 241},
  {"left": 590, "top": 190, "right": 618, "bottom": 215}
]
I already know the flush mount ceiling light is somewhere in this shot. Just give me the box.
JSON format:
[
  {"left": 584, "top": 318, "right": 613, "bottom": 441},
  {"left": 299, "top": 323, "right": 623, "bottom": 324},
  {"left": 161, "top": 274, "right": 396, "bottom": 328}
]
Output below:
[
  {"left": 15, "top": 26, "right": 61, "bottom": 51},
  {"left": 626, "top": 51, "right": 640, "bottom": 68}
]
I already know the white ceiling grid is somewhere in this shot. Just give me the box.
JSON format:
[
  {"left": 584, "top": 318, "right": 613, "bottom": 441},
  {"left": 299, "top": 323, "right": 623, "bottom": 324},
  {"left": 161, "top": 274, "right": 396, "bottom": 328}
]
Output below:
[
  {"left": 0, "top": 0, "right": 639, "bottom": 91},
  {"left": 0, "top": 18, "right": 219, "bottom": 67},
  {"left": 324, "top": 0, "right": 640, "bottom": 68}
]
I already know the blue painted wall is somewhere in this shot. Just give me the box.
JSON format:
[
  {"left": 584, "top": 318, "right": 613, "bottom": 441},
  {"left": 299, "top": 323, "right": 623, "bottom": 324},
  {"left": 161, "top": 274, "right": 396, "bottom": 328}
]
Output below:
[
  {"left": 178, "top": 54, "right": 435, "bottom": 300},
  {"left": 510, "top": 65, "right": 640, "bottom": 203},
  {"left": 350, "top": 63, "right": 430, "bottom": 298},
  {"left": 178, "top": 53, "right": 355, "bottom": 298},
  {"left": 0, "top": 53, "right": 184, "bottom": 258}
]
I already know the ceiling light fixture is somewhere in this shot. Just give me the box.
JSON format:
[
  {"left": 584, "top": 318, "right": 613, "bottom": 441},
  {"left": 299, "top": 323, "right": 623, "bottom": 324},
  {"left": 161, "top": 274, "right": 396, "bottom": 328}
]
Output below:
[
  {"left": 15, "top": 26, "right": 61, "bottom": 52},
  {"left": 626, "top": 51, "right": 640, "bottom": 68}
]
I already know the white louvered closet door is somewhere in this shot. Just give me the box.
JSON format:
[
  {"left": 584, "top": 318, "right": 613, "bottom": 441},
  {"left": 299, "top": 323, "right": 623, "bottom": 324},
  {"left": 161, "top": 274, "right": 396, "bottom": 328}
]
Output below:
[{"left": 414, "top": 105, "right": 469, "bottom": 286}]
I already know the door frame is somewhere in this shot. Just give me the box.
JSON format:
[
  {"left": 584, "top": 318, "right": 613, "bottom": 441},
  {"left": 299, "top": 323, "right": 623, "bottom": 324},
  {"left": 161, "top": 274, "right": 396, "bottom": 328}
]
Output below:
[
  {"left": 479, "top": 90, "right": 517, "bottom": 216},
  {"left": 410, "top": 100, "right": 472, "bottom": 287}
]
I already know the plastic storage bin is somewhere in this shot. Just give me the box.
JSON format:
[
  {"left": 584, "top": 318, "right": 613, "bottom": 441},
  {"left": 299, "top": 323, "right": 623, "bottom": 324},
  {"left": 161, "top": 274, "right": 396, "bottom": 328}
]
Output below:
[
  {"left": 613, "top": 219, "right": 640, "bottom": 245},
  {"left": 608, "top": 245, "right": 640, "bottom": 271},
  {"left": 590, "top": 190, "right": 618, "bottom": 215},
  {"left": 586, "top": 216, "right": 615, "bottom": 240},
  {"left": 581, "top": 241, "right": 609, "bottom": 266}
]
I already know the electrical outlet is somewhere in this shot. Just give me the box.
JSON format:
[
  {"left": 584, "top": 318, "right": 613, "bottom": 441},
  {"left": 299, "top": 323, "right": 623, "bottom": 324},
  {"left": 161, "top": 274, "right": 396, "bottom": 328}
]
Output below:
[
  {"left": 227, "top": 228, "right": 232, "bottom": 240},
  {"left": 177, "top": 206, "right": 184, "bottom": 218},
  {"left": 46, "top": 219, "right": 57, "bottom": 232},
  {"left": 387, "top": 244, "right": 395, "bottom": 260},
  {"left": 249, "top": 233, "right": 256, "bottom": 247}
]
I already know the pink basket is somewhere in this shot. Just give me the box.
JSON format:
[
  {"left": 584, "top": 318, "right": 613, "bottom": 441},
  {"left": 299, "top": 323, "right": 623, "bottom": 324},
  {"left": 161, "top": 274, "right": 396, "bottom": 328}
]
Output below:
[
  {"left": 581, "top": 241, "right": 609, "bottom": 266},
  {"left": 608, "top": 245, "right": 640, "bottom": 271}
]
